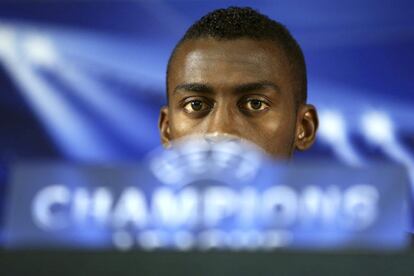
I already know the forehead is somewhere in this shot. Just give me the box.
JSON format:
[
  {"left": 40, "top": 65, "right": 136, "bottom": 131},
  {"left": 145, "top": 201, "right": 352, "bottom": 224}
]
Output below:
[{"left": 168, "top": 38, "right": 292, "bottom": 90}]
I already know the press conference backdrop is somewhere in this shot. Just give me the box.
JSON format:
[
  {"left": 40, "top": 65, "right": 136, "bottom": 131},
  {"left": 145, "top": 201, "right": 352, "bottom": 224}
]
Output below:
[{"left": 0, "top": 0, "right": 413, "bottom": 252}]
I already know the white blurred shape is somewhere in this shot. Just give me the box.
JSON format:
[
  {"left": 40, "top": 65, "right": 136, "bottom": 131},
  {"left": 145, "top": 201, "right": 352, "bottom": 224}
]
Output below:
[
  {"left": 318, "top": 109, "right": 363, "bottom": 165},
  {"left": 319, "top": 110, "right": 346, "bottom": 143},
  {"left": 138, "top": 231, "right": 163, "bottom": 251},
  {"left": 360, "top": 111, "right": 414, "bottom": 198},
  {"left": 0, "top": 24, "right": 17, "bottom": 59},
  {"left": 22, "top": 33, "right": 58, "bottom": 68},
  {"left": 32, "top": 185, "right": 70, "bottom": 230},
  {"left": 113, "top": 230, "right": 134, "bottom": 251},
  {"left": 174, "top": 231, "right": 195, "bottom": 251},
  {"left": 361, "top": 111, "right": 395, "bottom": 145}
]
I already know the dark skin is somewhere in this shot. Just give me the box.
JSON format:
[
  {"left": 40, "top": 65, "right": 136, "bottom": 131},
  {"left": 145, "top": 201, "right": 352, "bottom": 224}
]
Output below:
[{"left": 159, "top": 38, "right": 318, "bottom": 159}]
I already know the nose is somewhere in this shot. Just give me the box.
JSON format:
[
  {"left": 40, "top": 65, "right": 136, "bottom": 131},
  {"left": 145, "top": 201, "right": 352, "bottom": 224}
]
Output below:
[{"left": 205, "top": 103, "right": 241, "bottom": 138}]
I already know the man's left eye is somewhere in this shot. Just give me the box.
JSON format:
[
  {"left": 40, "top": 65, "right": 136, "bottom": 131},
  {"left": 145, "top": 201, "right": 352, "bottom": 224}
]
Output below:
[{"left": 240, "top": 99, "right": 269, "bottom": 111}]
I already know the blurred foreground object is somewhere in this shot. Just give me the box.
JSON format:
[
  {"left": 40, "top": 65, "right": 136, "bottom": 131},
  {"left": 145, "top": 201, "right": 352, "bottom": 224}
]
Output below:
[{"left": 3, "top": 136, "right": 410, "bottom": 251}]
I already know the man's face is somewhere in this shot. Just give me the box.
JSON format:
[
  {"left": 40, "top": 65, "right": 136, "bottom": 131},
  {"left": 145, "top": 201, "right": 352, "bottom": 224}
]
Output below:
[{"left": 159, "top": 38, "right": 317, "bottom": 158}]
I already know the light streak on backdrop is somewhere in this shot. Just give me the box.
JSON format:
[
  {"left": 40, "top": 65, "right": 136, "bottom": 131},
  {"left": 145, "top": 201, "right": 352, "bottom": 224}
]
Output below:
[
  {"left": 0, "top": 21, "right": 163, "bottom": 159},
  {"left": 0, "top": 24, "right": 118, "bottom": 161},
  {"left": 361, "top": 111, "right": 413, "bottom": 166},
  {"left": 318, "top": 109, "right": 364, "bottom": 166},
  {"left": 361, "top": 111, "right": 414, "bottom": 195},
  {"left": 54, "top": 62, "right": 157, "bottom": 152}
]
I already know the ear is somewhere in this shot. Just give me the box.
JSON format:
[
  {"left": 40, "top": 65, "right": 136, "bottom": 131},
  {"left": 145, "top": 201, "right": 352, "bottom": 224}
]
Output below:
[
  {"left": 158, "top": 106, "right": 172, "bottom": 148},
  {"left": 295, "top": 104, "right": 318, "bottom": 151}
]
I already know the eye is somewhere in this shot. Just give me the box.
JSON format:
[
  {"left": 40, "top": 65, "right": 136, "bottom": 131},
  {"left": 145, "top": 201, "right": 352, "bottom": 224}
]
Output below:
[
  {"left": 183, "top": 100, "right": 210, "bottom": 113},
  {"left": 240, "top": 98, "right": 270, "bottom": 112}
]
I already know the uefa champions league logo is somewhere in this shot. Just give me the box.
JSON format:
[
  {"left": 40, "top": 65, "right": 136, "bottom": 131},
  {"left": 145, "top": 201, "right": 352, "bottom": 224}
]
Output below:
[{"left": 149, "top": 134, "right": 265, "bottom": 188}]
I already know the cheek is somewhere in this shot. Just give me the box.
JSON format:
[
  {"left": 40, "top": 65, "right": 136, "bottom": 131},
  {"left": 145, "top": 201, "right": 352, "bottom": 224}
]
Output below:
[
  {"left": 169, "top": 112, "right": 203, "bottom": 139},
  {"left": 245, "top": 112, "right": 296, "bottom": 155}
]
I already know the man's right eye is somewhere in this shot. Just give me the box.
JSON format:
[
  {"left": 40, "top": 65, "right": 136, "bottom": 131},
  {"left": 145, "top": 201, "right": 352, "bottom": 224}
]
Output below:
[{"left": 183, "top": 100, "right": 210, "bottom": 113}]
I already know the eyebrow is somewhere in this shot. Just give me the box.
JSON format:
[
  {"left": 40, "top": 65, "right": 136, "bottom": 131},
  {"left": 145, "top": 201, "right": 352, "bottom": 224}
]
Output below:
[
  {"left": 234, "top": 81, "right": 280, "bottom": 94},
  {"left": 174, "top": 83, "right": 214, "bottom": 94},
  {"left": 173, "top": 81, "right": 279, "bottom": 95}
]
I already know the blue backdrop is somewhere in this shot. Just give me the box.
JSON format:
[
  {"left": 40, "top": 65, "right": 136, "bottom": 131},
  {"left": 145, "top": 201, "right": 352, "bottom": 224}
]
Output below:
[{"left": 0, "top": 0, "right": 413, "bottom": 239}]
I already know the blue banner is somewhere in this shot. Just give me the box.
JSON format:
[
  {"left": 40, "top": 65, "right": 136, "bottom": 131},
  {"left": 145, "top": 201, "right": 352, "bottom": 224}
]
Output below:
[{"left": 3, "top": 140, "right": 411, "bottom": 251}]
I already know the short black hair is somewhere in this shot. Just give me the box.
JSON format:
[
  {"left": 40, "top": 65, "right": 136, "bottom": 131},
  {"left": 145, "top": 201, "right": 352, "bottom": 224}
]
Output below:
[{"left": 167, "top": 6, "right": 307, "bottom": 105}]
